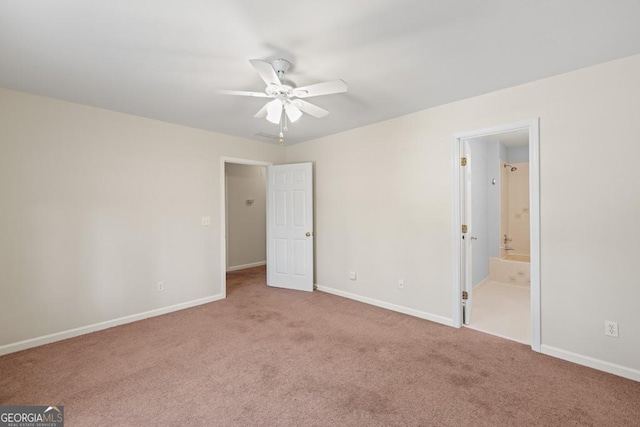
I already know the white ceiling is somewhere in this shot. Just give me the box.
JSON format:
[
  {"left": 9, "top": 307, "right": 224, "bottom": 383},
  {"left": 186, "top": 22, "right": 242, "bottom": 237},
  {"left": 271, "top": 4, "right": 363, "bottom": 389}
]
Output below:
[{"left": 1, "top": 1, "right": 640, "bottom": 145}]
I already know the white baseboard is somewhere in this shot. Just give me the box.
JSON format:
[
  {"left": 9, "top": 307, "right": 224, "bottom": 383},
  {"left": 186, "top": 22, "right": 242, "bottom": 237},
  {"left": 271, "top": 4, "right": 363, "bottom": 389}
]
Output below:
[
  {"left": 541, "top": 344, "right": 640, "bottom": 383},
  {"left": 0, "top": 294, "right": 224, "bottom": 356},
  {"left": 226, "top": 261, "right": 266, "bottom": 272},
  {"left": 316, "top": 285, "right": 454, "bottom": 327}
]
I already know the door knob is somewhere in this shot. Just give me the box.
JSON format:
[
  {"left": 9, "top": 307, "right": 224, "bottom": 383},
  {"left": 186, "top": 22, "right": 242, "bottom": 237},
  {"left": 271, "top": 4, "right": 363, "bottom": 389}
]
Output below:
[{"left": 305, "top": 232, "right": 311, "bottom": 237}]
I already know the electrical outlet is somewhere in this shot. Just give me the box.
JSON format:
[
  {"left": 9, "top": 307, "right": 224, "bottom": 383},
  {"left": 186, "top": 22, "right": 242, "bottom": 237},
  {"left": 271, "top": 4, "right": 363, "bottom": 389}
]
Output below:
[
  {"left": 157, "top": 282, "right": 164, "bottom": 292},
  {"left": 605, "top": 321, "right": 619, "bottom": 338},
  {"left": 201, "top": 216, "right": 211, "bottom": 226},
  {"left": 398, "top": 279, "right": 404, "bottom": 289},
  {"left": 349, "top": 271, "right": 357, "bottom": 281}
]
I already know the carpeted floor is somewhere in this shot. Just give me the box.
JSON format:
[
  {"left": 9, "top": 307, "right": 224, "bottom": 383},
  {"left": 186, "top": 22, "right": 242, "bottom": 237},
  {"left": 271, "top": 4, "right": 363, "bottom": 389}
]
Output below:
[{"left": 1, "top": 266, "right": 639, "bottom": 426}]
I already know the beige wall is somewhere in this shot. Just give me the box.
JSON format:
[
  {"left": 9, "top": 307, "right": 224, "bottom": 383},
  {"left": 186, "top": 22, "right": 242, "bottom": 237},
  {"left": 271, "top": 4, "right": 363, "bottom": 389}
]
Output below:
[
  {"left": 0, "top": 88, "right": 285, "bottom": 347},
  {"left": 225, "top": 164, "right": 266, "bottom": 269},
  {"left": 286, "top": 54, "right": 640, "bottom": 374}
]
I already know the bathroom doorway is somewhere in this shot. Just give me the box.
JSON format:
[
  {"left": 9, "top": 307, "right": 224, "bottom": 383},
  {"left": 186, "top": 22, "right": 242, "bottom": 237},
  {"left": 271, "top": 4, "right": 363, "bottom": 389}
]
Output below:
[
  {"left": 452, "top": 119, "right": 541, "bottom": 351},
  {"left": 467, "top": 132, "right": 531, "bottom": 344}
]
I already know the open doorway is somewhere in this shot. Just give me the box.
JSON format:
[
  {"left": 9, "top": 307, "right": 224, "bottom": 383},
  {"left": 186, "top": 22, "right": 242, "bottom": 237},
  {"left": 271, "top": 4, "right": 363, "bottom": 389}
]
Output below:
[
  {"left": 225, "top": 163, "right": 267, "bottom": 272},
  {"left": 464, "top": 131, "right": 531, "bottom": 343},
  {"left": 220, "top": 157, "right": 272, "bottom": 298},
  {"left": 220, "top": 158, "right": 315, "bottom": 297},
  {"left": 452, "top": 119, "right": 541, "bottom": 351}
]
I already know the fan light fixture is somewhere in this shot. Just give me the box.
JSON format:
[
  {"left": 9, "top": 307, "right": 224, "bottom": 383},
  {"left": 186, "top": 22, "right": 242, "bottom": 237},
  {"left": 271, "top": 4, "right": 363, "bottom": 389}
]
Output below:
[
  {"left": 266, "top": 99, "right": 283, "bottom": 124},
  {"left": 264, "top": 99, "right": 302, "bottom": 126},
  {"left": 219, "top": 58, "right": 348, "bottom": 145},
  {"left": 285, "top": 102, "right": 302, "bottom": 122}
]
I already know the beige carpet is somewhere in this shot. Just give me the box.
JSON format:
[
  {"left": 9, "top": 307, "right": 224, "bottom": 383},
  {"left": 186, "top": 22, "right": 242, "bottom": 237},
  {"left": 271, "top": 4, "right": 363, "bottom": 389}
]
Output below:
[{"left": 1, "top": 266, "right": 639, "bottom": 426}]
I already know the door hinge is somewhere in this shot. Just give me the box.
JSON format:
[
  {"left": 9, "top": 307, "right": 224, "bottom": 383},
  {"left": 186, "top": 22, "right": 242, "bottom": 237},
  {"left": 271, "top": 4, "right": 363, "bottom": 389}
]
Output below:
[
  {"left": 461, "top": 157, "right": 467, "bottom": 166},
  {"left": 461, "top": 224, "right": 468, "bottom": 233},
  {"left": 462, "top": 291, "right": 468, "bottom": 300}
]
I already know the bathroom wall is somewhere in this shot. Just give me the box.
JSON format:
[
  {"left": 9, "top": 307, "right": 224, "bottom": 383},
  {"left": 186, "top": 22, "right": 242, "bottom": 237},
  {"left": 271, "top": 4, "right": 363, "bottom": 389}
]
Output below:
[
  {"left": 467, "top": 138, "right": 502, "bottom": 287},
  {"left": 508, "top": 146, "right": 529, "bottom": 163},
  {"left": 499, "top": 142, "right": 530, "bottom": 258},
  {"left": 487, "top": 142, "right": 502, "bottom": 259},
  {"left": 500, "top": 160, "right": 509, "bottom": 258},
  {"left": 469, "top": 139, "right": 489, "bottom": 286},
  {"left": 507, "top": 162, "right": 530, "bottom": 256}
]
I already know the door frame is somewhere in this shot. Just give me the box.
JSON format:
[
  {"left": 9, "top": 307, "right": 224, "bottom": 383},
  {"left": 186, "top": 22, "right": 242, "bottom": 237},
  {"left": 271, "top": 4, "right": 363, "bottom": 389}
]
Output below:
[
  {"left": 220, "top": 157, "right": 273, "bottom": 299},
  {"left": 451, "top": 118, "right": 541, "bottom": 352}
]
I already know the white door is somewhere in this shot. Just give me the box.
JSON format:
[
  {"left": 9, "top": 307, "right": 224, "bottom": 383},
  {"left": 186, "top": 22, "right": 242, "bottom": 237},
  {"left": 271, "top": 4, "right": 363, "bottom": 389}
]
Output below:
[
  {"left": 461, "top": 140, "right": 474, "bottom": 324},
  {"left": 266, "top": 163, "right": 314, "bottom": 291}
]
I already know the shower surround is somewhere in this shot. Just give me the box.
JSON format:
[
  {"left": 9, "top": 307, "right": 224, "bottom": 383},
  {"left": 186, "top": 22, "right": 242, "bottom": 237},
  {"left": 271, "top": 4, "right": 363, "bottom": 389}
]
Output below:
[
  {"left": 500, "top": 161, "right": 530, "bottom": 258},
  {"left": 491, "top": 160, "right": 531, "bottom": 286}
]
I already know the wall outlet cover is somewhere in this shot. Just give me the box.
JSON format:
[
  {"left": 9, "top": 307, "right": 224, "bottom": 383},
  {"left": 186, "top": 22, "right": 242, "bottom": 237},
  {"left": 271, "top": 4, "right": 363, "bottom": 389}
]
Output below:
[{"left": 605, "top": 320, "right": 619, "bottom": 338}]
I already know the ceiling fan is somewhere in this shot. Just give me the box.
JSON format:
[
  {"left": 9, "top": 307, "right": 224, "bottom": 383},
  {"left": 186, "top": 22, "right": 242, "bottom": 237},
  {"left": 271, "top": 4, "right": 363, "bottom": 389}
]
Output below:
[{"left": 220, "top": 59, "right": 348, "bottom": 144}]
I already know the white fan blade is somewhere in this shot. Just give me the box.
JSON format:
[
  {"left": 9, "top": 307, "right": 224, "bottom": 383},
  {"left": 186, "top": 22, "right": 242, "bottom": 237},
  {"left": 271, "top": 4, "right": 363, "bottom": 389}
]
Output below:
[
  {"left": 249, "top": 59, "right": 282, "bottom": 88},
  {"left": 292, "top": 80, "right": 347, "bottom": 98},
  {"left": 266, "top": 99, "right": 283, "bottom": 124},
  {"left": 218, "top": 89, "right": 269, "bottom": 97},
  {"left": 254, "top": 103, "right": 269, "bottom": 118},
  {"left": 294, "top": 100, "right": 329, "bottom": 118},
  {"left": 284, "top": 102, "right": 302, "bottom": 122}
]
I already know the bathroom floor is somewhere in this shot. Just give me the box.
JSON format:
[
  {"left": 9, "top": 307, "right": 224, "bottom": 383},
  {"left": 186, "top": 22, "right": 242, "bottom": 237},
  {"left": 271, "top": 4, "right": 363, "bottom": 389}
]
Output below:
[{"left": 467, "top": 281, "right": 530, "bottom": 344}]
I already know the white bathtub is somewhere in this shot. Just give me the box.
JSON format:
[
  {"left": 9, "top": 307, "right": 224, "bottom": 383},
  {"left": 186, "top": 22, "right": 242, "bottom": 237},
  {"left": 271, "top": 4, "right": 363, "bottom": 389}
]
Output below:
[
  {"left": 504, "top": 254, "right": 530, "bottom": 262},
  {"left": 490, "top": 255, "right": 531, "bottom": 286}
]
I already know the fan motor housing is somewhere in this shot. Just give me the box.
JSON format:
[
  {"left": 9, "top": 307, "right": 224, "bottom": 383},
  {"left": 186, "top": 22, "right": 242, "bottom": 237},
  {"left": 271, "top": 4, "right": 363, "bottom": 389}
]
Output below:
[{"left": 272, "top": 59, "right": 291, "bottom": 75}]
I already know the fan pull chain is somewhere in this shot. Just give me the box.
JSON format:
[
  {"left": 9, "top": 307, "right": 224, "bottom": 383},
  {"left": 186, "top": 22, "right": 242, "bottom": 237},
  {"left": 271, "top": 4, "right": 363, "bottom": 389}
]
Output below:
[{"left": 279, "top": 108, "right": 286, "bottom": 145}]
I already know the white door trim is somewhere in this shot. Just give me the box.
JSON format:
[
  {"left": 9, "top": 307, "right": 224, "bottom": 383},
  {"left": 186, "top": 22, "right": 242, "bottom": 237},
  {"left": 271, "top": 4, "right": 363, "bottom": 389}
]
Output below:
[
  {"left": 451, "top": 118, "right": 541, "bottom": 352},
  {"left": 220, "top": 157, "right": 273, "bottom": 299}
]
